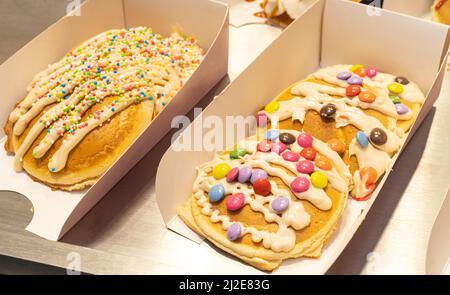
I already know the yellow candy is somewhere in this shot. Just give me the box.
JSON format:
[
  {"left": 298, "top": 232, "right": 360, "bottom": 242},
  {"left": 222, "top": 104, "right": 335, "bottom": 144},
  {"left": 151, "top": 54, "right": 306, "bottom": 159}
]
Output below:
[
  {"left": 388, "top": 83, "right": 404, "bottom": 95},
  {"left": 310, "top": 171, "right": 328, "bottom": 189},
  {"left": 350, "top": 64, "right": 364, "bottom": 73},
  {"left": 264, "top": 101, "right": 280, "bottom": 113},
  {"left": 213, "top": 163, "right": 231, "bottom": 180}
]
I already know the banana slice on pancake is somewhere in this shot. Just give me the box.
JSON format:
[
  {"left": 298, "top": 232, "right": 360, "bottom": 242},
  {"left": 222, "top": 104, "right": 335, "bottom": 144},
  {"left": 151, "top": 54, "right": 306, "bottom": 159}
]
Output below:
[{"left": 178, "top": 130, "right": 350, "bottom": 271}]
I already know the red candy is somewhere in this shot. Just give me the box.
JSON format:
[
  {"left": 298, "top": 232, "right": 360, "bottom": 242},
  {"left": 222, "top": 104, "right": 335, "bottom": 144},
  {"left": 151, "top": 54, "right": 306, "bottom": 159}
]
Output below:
[
  {"left": 300, "top": 148, "right": 317, "bottom": 161},
  {"left": 253, "top": 179, "right": 271, "bottom": 196},
  {"left": 353, "top": 183, "right": 376, "bottom": 201},
  {"left": 257, "top": 140, "right": 272, "bottom": 152},
  {"left": 346, "top": 85, "right": 361, "bottom": 97}
]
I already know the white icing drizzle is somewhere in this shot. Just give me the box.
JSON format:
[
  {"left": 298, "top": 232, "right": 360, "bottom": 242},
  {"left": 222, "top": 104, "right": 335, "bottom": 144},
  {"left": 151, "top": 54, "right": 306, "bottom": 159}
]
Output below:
[
  {"left": 192, "top": 131, "right": 349, "bottom": 252},
  {"left": 269, "top": 96, "right": 405, "bottom": 153}
]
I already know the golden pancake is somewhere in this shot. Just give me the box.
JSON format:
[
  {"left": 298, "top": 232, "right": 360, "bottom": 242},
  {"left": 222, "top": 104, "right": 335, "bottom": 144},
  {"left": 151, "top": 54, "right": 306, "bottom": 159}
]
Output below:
[
  {"left": 432, "top": 0, "right": 450, "bottom": 25},
  {"left": 4, "top": 27, "right": 203, "bottom": 191}
]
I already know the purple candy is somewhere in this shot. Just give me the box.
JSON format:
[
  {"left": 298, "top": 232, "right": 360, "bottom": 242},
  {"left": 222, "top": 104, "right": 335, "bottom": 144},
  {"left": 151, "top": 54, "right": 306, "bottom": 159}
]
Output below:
[
  {"left": 396, "top": 103, "right": 409, "bottom": 115},
  {"left": 347, "top": 75, "right": 363, "bottom": 85},
  {"left": 271, "top": 196, "right": 290, "bottom": 213},
  {"left": 250, "top": 169, "right": 268, "bottom": 184},
  {"left": 227, "top": 223, "right": 242, "bottom": 241},
  {"left": 238, "top": 166, "right": 252, "bottom": 183},
  {"left": 337, "top": 71, "right": 352, "bottom": 80}
]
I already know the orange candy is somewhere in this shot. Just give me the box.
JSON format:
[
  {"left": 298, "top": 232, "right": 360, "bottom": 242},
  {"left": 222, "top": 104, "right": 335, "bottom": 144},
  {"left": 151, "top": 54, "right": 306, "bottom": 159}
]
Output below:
[
  {"left": 346, "top": 85, "right": 361, "bottom": 97},
  {"left": 327, "top": 138, "right": 346, "bottom": 155},
  {"left": 300, "top": 147, "right": 317, "bottom": 161},
  {"left": 353, "top": 67, "right": 366, "bottom": 78},
  {"left": 358, "top": 91, "right": 376, "bottom": 103},
  {"left": 315, "top": 157, "right": 332, "bottom": 171},
  {"left": 360, "top": 167, "right": 378, "bottom": 184}
]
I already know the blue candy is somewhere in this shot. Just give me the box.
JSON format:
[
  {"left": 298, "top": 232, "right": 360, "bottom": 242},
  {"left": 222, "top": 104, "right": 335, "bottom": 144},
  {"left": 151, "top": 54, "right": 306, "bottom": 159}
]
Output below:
[
  {"left": 265, "top": 129, "right": 280, "bottom": 142},
  {"left": 356, "top": 131, "right": 369, "bottom": 148},
  {"left": 208, "top": 184, "right": 225, "bottom": 202}
]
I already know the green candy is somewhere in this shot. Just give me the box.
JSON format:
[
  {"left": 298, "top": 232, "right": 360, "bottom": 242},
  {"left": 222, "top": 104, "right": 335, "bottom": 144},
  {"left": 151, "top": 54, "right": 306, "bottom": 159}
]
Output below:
[
  {"left": 230, "top": 148, "right": 247, "bottom": 159},
  {"left": 389, "top": 95, "right": 401, "bottom": 104}
]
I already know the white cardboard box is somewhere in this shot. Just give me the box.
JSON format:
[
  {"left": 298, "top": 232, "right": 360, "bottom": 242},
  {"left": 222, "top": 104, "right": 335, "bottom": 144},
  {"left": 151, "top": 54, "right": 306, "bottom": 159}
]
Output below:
[
  {"left": 0, "top": 0, "right": 229, "bottom": 241},
  {"left": 156, "top": 0, "right": 449, "bottom": 274}
]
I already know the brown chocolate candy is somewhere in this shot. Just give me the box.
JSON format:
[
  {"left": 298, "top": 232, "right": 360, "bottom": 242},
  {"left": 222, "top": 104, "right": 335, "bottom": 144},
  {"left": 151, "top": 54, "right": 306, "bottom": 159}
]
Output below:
[
  {"left": 320, "top": 104, "right": 337, "bottom": 119},
  {"left": 279, "top": 132, "right": 296, "bottom": 145},
  {"left": 370, "top": 128, "right": 388, "bottom": 146},
  {"left": 395, "top": 76, "right": 410, "bottom": 85}
]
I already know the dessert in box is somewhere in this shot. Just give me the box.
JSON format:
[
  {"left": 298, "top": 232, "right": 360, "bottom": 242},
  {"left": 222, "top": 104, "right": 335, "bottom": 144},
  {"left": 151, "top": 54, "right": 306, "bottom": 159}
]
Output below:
[
  {"left": 178, "top": 65, "right": 426, "bottom": 270},
  {"left": 432, "top": 0, "right": 450, "bottom": 25},
  {"left": 4, "top": 27, "right": 203, "bottom": 191},
  {"left": 0, "top": 0, "right": 228, "bottom": 240},
  {"left": 156, "top": 0, "right": 449, "bottom": 274}
]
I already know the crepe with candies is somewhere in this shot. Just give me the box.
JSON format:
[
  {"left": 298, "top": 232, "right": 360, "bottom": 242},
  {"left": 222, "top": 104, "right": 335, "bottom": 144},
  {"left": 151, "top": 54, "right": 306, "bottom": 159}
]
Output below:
[
  {"left": 260, "top": 64, "right": 424, "bottom": 200},
  {"left": 178, "top": 130, "right": 351, "bottom": 271}
]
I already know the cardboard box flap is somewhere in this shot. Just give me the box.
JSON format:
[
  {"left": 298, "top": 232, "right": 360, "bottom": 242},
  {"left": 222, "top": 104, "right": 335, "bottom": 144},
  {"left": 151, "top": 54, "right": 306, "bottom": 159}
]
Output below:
[{"left": 322, "top": 0, "right": 449, "bottom": 93}]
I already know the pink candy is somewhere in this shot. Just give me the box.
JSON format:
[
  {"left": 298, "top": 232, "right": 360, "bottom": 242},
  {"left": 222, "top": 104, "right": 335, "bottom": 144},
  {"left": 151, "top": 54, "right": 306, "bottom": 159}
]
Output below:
[
  {"left": 290, "top": 177, "right": 310, "bottom": 193},
  {"left": 255, "top": 111, "right": 268, "bottom": 127},
  {"left": 271, "top": 142, "right": 286, "bottom": 154},
  {"left": 226, "top": 167, "right": 239, "bottom": 183},
  {"left": 296, "top": 160, "right": 315, "bottom": 174},
  {"left": 257, "top": 140, "right": 272, "bottom": 152},
  {"left": 365, "top": 67, "right": 378, "bottom": 78},
  {"left": 282, "top": 151, "right": 300, "bottom": 162},
  {"left": 297, "top": 133, "right": 313, "bottom": 148},
  {"left": 226, "top": 193, "right": 246, "bottom": 211}
]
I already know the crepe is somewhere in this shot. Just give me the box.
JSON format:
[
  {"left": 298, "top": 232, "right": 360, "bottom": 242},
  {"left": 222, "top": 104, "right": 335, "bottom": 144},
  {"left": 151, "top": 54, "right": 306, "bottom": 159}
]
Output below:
[
  {"left": 4, "top": 27, "right": 203, "bottom": 191},
  {"left": 432, "top": 0, "right": 450, "bottom": 25},
  {"left": 179, "top": 130, "right": 351, "bottom": 271},
  {"left": 178, "top": 64, "right": 425, "bottom": 271}
]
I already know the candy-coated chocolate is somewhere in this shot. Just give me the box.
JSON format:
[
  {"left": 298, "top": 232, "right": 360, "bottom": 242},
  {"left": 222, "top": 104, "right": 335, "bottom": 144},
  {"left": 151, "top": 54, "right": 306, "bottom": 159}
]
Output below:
[
  {"left": 271, "top": 196, "right": 290, "bottom": 213},
  {"left": 388, "top": 83, "right": 404, "bottom": 94},
  {"left": 310, "top": 171, "right": 328, "bottom": 188},
  {"left": 350, "top": 64, "right": 364, "bottom": 72},
  {"left": 300, "top": 147, "right": 317, "bottom": 161},
  {"left": 238, "top": 166, "right": 252, "bottom": 183},
  {"left": 395, "top": 76, "right": 410, "bottom": 85},
  {"left": 347, "top": 76, "right": 363, "bottom": 85},
  {"left": 226, "top": 193, "right": 246, "bottom": 211},
  {"left": 356, "top": 131, "right": 369, "bottom": 148},
  {"left": 257, "top": 140, "right": 272, "bottom": 152},
  {"left": 296, "top": 160, "right": 315, "bottom": 174},
  {"left": 279, "top": 132, "right": 296, "bottom": 145},
  {"left": 282, "top": 151, "right": 300, "bottom": 162},
  {"left": 337, "top": 71, "right": 352, "bottom": 80},
  {"left": 265, "top": 101, "right": 280, "bottom": 113},
  {"left": 346, "top": 84, "right": 361, "bottom": 97},
  {"left": 230, "top": 147, "right": 247, "bottom": 159},
  {"left": 389, "top": 95, "right": 401, "bottom": 104},
  {"left": 226, "top": 167, "right": 239, "bottom": 183},
  {"left": 227, "top": 223, "right": 242, "bottom": 241},
  {"left": 365, "top": 67, "right": 378, "bottom": 78},
  {"left": 213, "top": 163, "right": 231, "bottom": 179},
  {"left": 290, "top": 177, "right": 310, "bottom": 193},
  {"left": 271, "top": 142, "right": 287, "bottom": 154},
  {"left": 359, "top": 91, "right": 376, "bottom": 103},
  {"left": 253, "top": 179, "right": 271, "bottom": 196},
  {"left": 353, "top": 183, "right": 376, "bottom": 201},
  {"left": 265, "top": 129, "right": 281, "bottom": 142},
  {"left": 297, "top": 133, "right": 313, "bottom": 148},
  {"left": 353, "top": 67, "right": 366, "bottom": 78},
  {"left": 370, "top": 128, "right": 388, "bottom": 146},
  {"left": 396, "top": 103, "right": 409, "bottom": 115},
  {"left": 256, "top": 111, "right": 268, "bottom": 127},
  {"left": 315, "top": 157, "right": 332, "bottom": 171},
  {"left": 327, "top": 138, "right": 346, "bottom": 155},
  {"left": 320, "top": 104, "right": 337, "bottom": 119},
  {"left": 360, "top": 167, "right": 378, "bottom": 184},
  {"left": 250, "top": 169, "right": 268, "bottom": 184},
  {"left": 208, "top": 184, "right": 225, "bottom": 202}
]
